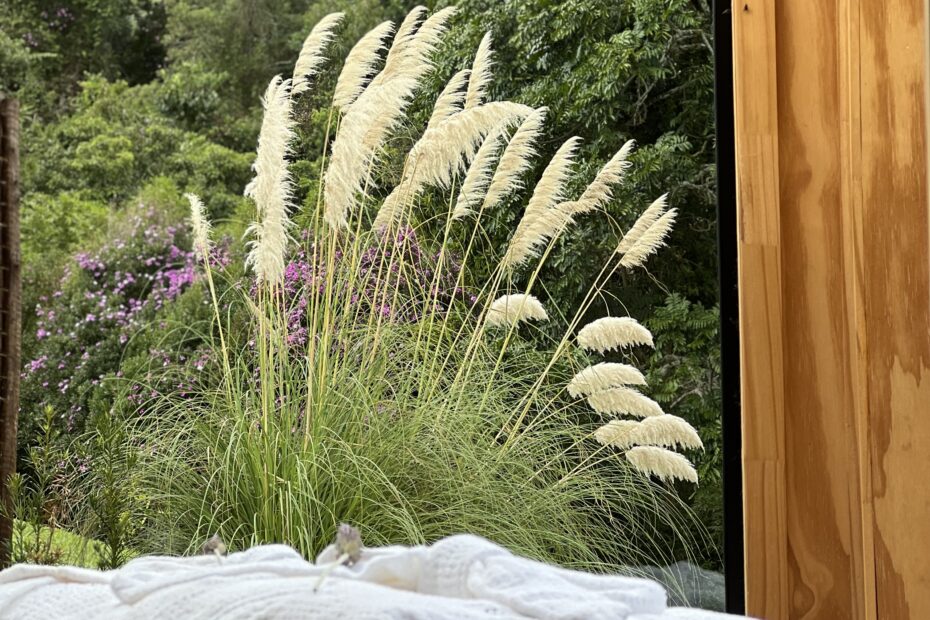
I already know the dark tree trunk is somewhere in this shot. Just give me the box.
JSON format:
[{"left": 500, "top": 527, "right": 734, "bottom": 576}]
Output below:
[{"left": 0, "top": 96, "right": 22, "bottom": 568}]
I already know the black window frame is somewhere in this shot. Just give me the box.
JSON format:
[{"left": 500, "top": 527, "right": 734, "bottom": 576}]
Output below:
[{"left": 712, "top": 0, "right": 744, "bottom": 614}]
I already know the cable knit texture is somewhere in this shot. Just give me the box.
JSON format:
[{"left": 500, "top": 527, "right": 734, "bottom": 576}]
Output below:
[{"left": 0, "top": 534, "right": 745, "bottom": 619}]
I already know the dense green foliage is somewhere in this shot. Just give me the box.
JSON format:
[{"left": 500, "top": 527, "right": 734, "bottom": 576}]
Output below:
[
  {"left": 2, "top": 0, "right": 723, "bottom": 577},
  {"left": 0, "top": 0, "right": 167, "bottom": 108},
  {"left": 434, "top": 0, "right": 716, "bottom": 308}
]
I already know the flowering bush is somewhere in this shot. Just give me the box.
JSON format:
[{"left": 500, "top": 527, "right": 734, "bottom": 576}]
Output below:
[{"left": 19, "top": 209, "right": 219, "bottom": 439}]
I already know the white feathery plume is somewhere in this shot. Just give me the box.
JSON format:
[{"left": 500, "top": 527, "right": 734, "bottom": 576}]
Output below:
[
  {"left": 185, "top": 193, "right": 212, "bottom": 256},
  {"left": 577, "top": 316, "right": 653, "bottom": 353},
  {"left": 325, "top": 7, "right": 456, "bottom": 228},
  {"left": 292, "top": 12, "right": 344, "bottom": 95},
  {"left": 325, "top": 73, "right": 418, "bottom": 227},
  {"left": 567, "top": 362, "right": 646, "bottom": 398},
  {"left": 245, "top": 76, "right": 296, "bottom": 210},
  {"left": 571, "top": 139, "right": 634, "bottom": 215},
  {"left": 452, "top": 126, "right": 506, "bottom": 220},
  {"left": 332, "top": 20, "right": 394, "bottom": 110},
  {"left": 616, "top": 193, "right": 668, "bottom": 254},
  {"left": 626, "top": 446, "right": 698, "bottom": 484},
  {"left": 500, "top": 204, "right": 574, "bottom": 270},
  {"left": 481, "top": 107, "right": 545, "bottom": 211},
  {"left": 486, "top": 294, "right": 548, "bottom": 328},
  {"left": 619, "top": 208, "right": 677, "bottom": 268},
  {"left": 500, "top": 136, "right": 581, "bottom": 269},
  {"left": 374, "top": 101, "right": 532, "bottom": 228},
  {"left": 586, "top": 386, "right": 664, "bottom": 418},
  {"left": 407, "top": 7, "right": 456, "bottom": 64},
  {"left": 464, "top": 32, "right": 493, "bottom": 109},
  {"left": 246, "top": 76, "right": 295, "bottom": 284},
  {"left": 594, "top": 420, "right": 641, "bottom": 450},
  {"left": 407, "top": 102, "right": 533, "bottom": 189},
  {"left": 373, "top": 6, "right": 455, "bottom": 86},
  {"left": 427, "top": 68, "right": 471, "bottom": 130},
  {"left": 372, "top": 6, "right": 426, "bottom": 84},
  {"left": 631, "top": 415, "right": 703, "bottom": 450},
  {"left": 524, "top": 137, "right": 580, "bottom": 215}
]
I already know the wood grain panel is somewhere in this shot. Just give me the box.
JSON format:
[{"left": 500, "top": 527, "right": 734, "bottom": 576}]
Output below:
[
  {"left": 859, "top": 1, "right": 930, "bottom": 617},
  {"left": 732, "top": 2, "right": 788, "bottom": 617},
  {"left": 836, "top": 1, "right": 878, "bottom": 617},
  {"left": 774, "top": 1, "right": 869, "bottom": 617},
  {"left": 734, "top": 0, "right": 929, "bottom": 617}
]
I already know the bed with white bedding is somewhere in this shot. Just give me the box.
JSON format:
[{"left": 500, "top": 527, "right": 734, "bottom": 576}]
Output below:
[{"left": 0, "top": 534, "right": 746, "bottom": 619}]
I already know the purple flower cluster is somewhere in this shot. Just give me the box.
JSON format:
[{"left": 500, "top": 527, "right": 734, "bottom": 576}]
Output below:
[
  {"left": 278, "top": 226, "right": 468, "bottom": 348},
  {"left": 21, "top": 211, "right": 228, "bottom": 433},
  {"left": 21, "top": 6, "right": 75, "bottom": 48},
  {"left": 40, "top": 7, "right": 75, "bottom": 32}
]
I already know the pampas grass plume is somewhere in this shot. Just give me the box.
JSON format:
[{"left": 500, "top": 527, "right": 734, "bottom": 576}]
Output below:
[
  {"left": 374, "top": 102, "right": 531, "bottom": 226},
  {"left": 616, "top": 193, "right": 667, "bottom": 254},
  {"left": 427, "top": 68, "right": 471, "bottom": 130},
  {"left": 325, "top": 7, "right": 455, "bottom": 228},
  {"left": 246, "top": 76, "right": 295, "bottom": 284},
  {"left": 481, "top": 107, "right": 545, "bottom": 212},
  {"left": 376, "top": 6, "right": 454, "bottom": 85},
  {"left": 412, "top": 7, "right": 457, "bottom": 61},
  {"left": 332, "top": 20, "right": 394, "bottom": 110},
  {"left": 453, "top": 126, "right": 505, "bottom": 220},
  {"left": 325, "top": 72, "right": 419, "bottom": 227},
  {"left": 486, "top": 294, "right": 548, "bottom": 328},
  {"left": 567, "top": 363, "right": 646, "bottom": 398},
  {"left": 632, "top": 415, "right": 703, "bottom": 450},
  {"left": 374, "top": 101, "right": 531, "bottom": 228},
  {"left": 292, "top": 12, "right": 344, "bottom": 95},
  {"left": 594, "top": 420, "right": 640, "bottom": 449},
  {"left": 185, "top": 193, "right": 211, "bottom": 256},
  {"left": 619, "top": 208, "right": 677, "bottom": 268},
  {"left": 375, "top": 6, "right": 426, "bottom": 83},
  {"left": 586, "top": 386, "right": 663, "bottom": 418},
  {"left": 626, "top": 446, "right": 698, "bottom": 484},
  {"left": 523, "top": 137, "right": 580, "bottom": 218},
  {"left": 573, "top": 139, "right": 634, "bottom": 215},
  {"left": 577, "top": 316, "right": 653, "bottom": 353},
  {"left": 501, "top": 136, "right": 580, "bottom": 269},
  {"left": 465, "top": 32, "right": 493, "bottom": 109}
]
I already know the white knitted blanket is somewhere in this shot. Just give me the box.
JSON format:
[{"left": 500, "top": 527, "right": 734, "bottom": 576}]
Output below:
[{"left": 0, "top": 534, "right": 743, "bottom": 619}]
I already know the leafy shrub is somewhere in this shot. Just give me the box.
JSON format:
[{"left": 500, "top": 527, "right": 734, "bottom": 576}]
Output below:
[
  {"left": 17, "top": 74, "right": 252, "bottom": 333},
  {"left": 0, "top": 27, "right": 34, "bottom": 93},
  {"left": 645, "top": 295, "right": 722, "bottom": 567},
  {"left": 22, "top": 75, "right": 252, "bottom": 207},
  {"left": 4, "top": 406, "right": 74, "bottom": 565},
  {"left": 155, "top": 61, "right": 226, "bottom": 129},
  {"left": 20, "top": 191, "right": 109, "bottom": 265},
  {"left": 81, "top": 403, "right": 143, "bottom": 569}
]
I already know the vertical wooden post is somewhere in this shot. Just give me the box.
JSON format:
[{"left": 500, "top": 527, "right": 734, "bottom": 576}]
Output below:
[
  {"left": 732, "top": 1, "right": 788, "bottom": 616},
  {"left": 0, "top": 95, "right": 22, "bottom": 567}
]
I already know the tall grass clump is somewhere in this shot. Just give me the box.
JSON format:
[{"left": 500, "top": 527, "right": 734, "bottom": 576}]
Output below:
[{"left": 131, "top": 7, "right": 709, "bottom": 571}]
